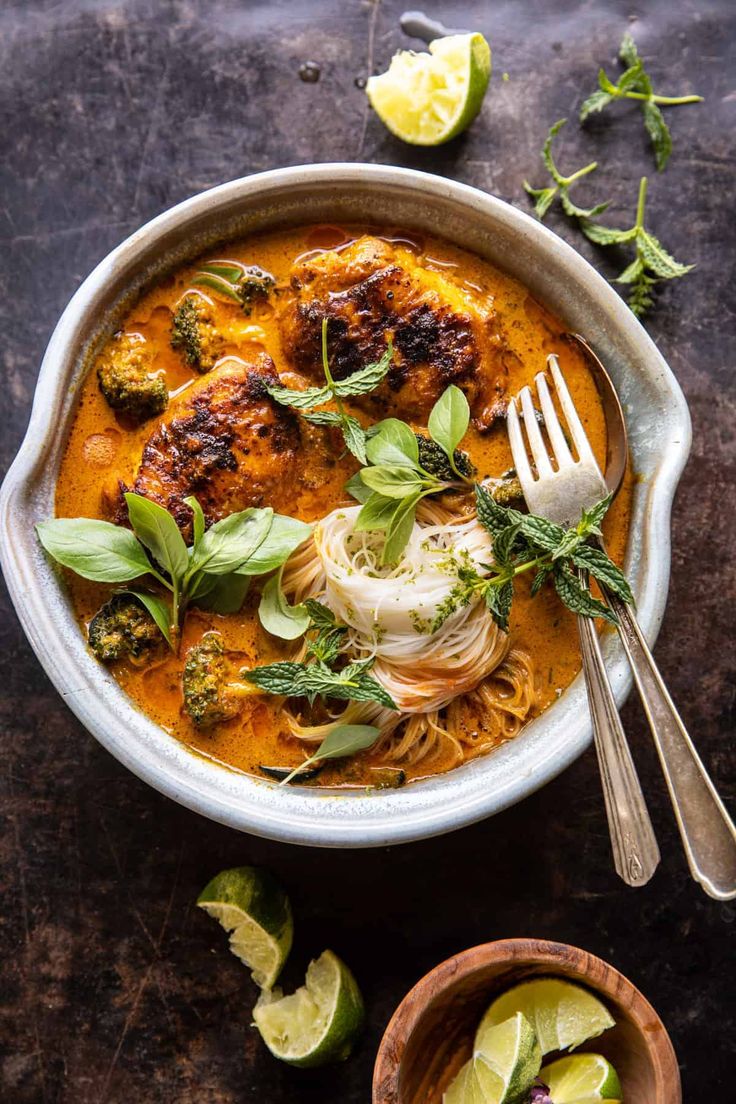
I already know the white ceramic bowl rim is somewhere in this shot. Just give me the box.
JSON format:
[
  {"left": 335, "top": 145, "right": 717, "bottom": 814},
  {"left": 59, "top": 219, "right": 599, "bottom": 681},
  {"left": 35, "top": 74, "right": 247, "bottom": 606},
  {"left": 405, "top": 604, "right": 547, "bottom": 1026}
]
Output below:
[{"left": 0, "top": 164, "right": 691, "bottom": 847}]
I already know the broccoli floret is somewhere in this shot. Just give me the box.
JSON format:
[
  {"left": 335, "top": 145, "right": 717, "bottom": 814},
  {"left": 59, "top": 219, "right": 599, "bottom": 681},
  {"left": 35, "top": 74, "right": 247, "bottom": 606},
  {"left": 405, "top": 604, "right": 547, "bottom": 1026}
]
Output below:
[
  {"left": 170, "top": 295, "right": 224, "bottom": 373},
  {"left": 97, "top": 332, "right": 168, "bottom": 423},
  {"left": 237, "top": 265, "right": 275, "bottom": 314},
  {"left": 490, "top": 471, "right": 524, "bottom": 506},
  {"left": 182, "top": 632, "right": 250, "bottom": 726},
  {"left": 88, "top": 594, "right": 163, "bottom": 663},
  {"left": 415, "top": 434, "right": 476, "bottom": 481}
]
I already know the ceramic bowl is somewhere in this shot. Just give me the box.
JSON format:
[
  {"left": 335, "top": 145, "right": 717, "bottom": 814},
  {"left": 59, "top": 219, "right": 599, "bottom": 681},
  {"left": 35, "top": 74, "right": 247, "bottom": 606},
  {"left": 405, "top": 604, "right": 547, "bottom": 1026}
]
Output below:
[
  {"left": 0, "top": 164, "right": 690, "bottom": 846},
  {"left": 372, "top": 938, "right": 681, "bottom": 1103}
]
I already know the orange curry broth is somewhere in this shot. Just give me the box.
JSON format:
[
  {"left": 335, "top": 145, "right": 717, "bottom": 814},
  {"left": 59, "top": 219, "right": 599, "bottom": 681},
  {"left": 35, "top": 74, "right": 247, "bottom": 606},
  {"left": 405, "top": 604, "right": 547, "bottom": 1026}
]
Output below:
[{"left": 55, "top": 224, "right": 633, "bottom": 786}]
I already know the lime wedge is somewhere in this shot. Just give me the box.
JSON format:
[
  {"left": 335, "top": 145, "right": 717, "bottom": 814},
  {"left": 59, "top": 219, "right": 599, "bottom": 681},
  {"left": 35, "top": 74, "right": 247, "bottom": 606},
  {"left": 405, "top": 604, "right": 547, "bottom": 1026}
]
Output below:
[
  {"left": 197, "top": 866, "right": 293, "bottom": 990},
  {"left": 477, "top": 979, "right": 615, "bottom": 1056},
  {"left": 444, "top": 1012, "right": 541, "bottom": 1104},
  {"left": 443, "top": 1058, "right": 486, "bottom": 1104},
  {"left": 541, "top": 1053, "right": 622, "bottom": 1102},
  {"left": 366, "top": 33, "right": 491, "bottom": 146},
  {"left": 253, "top": 949, "right": 365, "bottom": 1068}
]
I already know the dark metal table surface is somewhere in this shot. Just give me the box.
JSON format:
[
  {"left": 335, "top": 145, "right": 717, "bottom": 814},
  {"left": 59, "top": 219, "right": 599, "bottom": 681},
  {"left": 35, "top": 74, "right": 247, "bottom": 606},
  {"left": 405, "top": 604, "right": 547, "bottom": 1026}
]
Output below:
[{"left": 1, "top": 1, "right": 734, "bottom": 1100}]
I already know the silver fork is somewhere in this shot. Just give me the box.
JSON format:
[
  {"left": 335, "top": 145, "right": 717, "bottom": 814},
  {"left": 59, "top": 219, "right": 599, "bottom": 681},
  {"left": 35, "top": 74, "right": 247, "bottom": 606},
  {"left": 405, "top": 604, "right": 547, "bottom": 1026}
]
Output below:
[{"left": 507, "top": 355, "right": 660, "bottom": 887}]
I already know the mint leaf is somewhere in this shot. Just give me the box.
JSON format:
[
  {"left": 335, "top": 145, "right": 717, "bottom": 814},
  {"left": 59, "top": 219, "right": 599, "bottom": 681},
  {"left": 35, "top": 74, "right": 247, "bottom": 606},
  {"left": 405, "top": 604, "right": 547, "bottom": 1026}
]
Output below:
[
  {"left": 332, "top": 342, "right": 393, "bottom": 397},
  {"left": 553, "top": 564, "right": 618, "bottom": 624},
  {"left": 571, "top": 545, "right": 634, "bottom": 604},
  {"left": 341, "top": 415, "right": 368, "bottom": 464},
  {"left": 265, "top": 381, "right": 332, "bottom": 409}
]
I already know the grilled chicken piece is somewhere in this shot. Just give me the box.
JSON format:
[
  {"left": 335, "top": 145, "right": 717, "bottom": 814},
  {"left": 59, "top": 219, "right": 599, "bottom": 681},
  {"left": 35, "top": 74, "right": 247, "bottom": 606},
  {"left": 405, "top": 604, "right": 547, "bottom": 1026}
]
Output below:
[
  {"left": 279, "top": 236, "right": 510, "bottom": 425},
  {"left": 115, "top": 354, "right": 300, "bottom": 534}
]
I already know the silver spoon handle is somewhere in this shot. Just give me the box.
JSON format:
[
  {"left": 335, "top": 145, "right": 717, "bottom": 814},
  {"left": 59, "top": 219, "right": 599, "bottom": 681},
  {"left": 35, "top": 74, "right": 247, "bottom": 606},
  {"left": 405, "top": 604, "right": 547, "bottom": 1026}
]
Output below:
[
  {"left": 576, "top": 601, "right": 661, "bottom": 887},
  {"left": 604, "top": 589, "right": 736, "bottom": 900}
]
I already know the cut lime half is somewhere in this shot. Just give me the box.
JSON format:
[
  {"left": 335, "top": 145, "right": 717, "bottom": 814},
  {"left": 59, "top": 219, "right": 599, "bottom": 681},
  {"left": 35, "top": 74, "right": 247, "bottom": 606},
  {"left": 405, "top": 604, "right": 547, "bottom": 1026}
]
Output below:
[
  {"left": 366, "top": 33, "right": 491, "bottom": 146},
  {"left": 253, "top": 949, "right": 365, "bottom": 1068},
  {"left": 197, "top": 866, "right": 293, "bottom": 990},
  {"left": 541, "top": 1053, "right": 622, "bottom": 1102},
  {"left": 444, "top": 1012, "right": 541, "bottom": 1104},
  {"left": 477, "top": 979, "right": 615, "bottom": 1056}
]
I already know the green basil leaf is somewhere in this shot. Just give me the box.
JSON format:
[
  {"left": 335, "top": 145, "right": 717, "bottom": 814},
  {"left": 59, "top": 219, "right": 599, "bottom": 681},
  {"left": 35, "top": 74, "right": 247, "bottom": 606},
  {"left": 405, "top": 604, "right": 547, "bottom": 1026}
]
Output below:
[
  {"left": 191, "top": 272, "right": 242, "bottom": 303},
  {"left": 197, "top": 261, "right": 245, "bottom": 283},
  {"left": 236, "top": 514, "right": 312, "bottom": 576},
  {"left": 427, "top": 386, "right": 470, "bottom": 472},
  {"left": 366, "top": 418, "right": 420, "bottom": 468},
  {"left": 36, "top": 518, "right": 153, "bottom": 583},
  {"left": 190, "top": 508, "right": 273, "bottom": 575},
  {"left": 382, "top": 492, "right": 420, "bottom": 564},
  {"left": 355, "top": 492, "right": 401, "bottom": 532},
  {"left": 314, "top": 723, "right": 381, "bottom": 760},
  {"left": 360, "top": 466, "right": 423, "bottom": 499},
  {"left": 345, "top": 470, "right": 371, "bottom": 504},
  {"left": 258, "top": 574, "right": 310, "bottom": 640},
  {"left": 121, "top": 589, "right": 174, "bottom": 647},
  {"left": 183, "top": 495, "right": 206, "bottom": 546},
  {"left": 124, "top": 493, "right": 189, "bottom": 582},
  {"left": 332, "top": 342, "right": 393, "bottom": 397},
  {"left": 193, "top": 573, "right": 251, "bottom": 614}
]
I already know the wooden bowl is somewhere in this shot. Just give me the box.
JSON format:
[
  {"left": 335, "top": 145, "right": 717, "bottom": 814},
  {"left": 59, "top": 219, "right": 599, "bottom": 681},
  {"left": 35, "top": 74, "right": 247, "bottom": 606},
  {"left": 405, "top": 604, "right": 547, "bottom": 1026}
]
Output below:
[{"left": 373, "top": 939, "right": 680, "bottom": 1104}]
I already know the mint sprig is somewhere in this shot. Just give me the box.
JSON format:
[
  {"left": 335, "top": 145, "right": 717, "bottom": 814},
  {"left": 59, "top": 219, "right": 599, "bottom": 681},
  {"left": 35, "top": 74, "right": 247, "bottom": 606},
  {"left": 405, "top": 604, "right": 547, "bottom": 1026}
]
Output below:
[
  {"left": 524, "top": 118, "right": 610, "bottom": 221},
  {"left": 265, "top": 318, "right": 393, "bottom": 464},
  {"left": 581, "top": 176, "right": 693, "bottom": 317},
  {"left": 580, "top": 33, "right": 702, "bottom": 170}
]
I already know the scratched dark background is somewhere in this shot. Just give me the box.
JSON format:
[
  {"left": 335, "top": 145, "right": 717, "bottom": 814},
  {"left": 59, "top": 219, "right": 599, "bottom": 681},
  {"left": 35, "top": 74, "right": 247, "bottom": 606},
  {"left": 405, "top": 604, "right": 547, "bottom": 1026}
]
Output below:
[{"left": 1, "top": 0, "right": 734, "bottom": 1100}]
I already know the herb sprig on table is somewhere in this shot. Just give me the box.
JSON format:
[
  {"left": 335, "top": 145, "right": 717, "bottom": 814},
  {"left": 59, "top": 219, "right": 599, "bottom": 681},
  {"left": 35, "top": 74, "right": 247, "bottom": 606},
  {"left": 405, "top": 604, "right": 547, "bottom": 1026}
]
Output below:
[
  {"left": 580, "top": 33, "right": 703, "bottom": 171},
  {"left": 524, "top": 118, "right": 610, "bottom": 222},
  {"left": 36, "top": 495, "right": 312, "bottom": 649},
  {"left": 581, "top": 176, "right": 693, "bottom": 317},
  {"left": 265, "top": 318, "right": 393, "bottom": 463}
]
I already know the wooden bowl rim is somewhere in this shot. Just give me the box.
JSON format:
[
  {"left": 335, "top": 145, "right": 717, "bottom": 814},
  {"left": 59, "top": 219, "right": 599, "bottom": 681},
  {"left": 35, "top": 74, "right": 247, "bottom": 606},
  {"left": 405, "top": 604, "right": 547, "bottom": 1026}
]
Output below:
[{"left": 372, "top": 938, "right": 680, "bottom": 1103}]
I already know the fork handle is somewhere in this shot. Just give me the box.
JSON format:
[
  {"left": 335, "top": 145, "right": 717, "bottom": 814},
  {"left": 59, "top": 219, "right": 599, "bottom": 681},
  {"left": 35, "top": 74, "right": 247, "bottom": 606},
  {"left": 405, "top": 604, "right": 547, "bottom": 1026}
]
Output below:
[
  {"left": 576, "top": 600, "right": 660, "bottom": 886},
  {"left": 603, "top": 588, "right": 736, "bottom": 900}
]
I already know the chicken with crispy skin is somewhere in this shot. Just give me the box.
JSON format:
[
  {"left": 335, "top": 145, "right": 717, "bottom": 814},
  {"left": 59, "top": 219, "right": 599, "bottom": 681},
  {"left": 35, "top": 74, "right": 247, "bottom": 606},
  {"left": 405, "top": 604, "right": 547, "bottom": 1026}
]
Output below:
[
  {"left": 279, "top": 236, "right": 510, "bottom": 425},
  {"left": 114, "top": 354, "right": 301, "bottom": 534}
]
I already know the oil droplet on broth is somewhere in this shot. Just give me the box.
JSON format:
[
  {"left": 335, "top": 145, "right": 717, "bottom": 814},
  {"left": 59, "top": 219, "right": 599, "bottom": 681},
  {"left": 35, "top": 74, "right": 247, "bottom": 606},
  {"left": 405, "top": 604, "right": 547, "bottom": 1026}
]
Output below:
[
  {"left": 83, "top": 430, "right": 120, "bottom": 467},
  {"left": 298, "top": 61, "right": 321, "bottom": 83}
]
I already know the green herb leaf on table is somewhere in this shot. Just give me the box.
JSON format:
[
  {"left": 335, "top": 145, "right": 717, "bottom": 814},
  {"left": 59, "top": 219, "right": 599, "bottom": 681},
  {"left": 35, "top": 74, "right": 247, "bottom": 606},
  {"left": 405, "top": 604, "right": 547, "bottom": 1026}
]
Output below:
[
  {"left": 35, "top": 518, "right": 156, "bottom": 583},
  {"left": 581, "top": 176, "right": 693, "bottom": 317},
  {"left": 523, "top": 119, "right": 609, "bottom": 222},
  {"left": 579, "top": 32, "right": 702, "bottom": 171},
  {"left": 274, "top": 724, "right": 381, "bottom": 786}
]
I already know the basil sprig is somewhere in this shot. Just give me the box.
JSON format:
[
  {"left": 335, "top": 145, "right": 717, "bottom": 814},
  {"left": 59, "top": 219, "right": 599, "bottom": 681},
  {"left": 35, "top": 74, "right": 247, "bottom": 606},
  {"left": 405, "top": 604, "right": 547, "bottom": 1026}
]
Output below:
[
  {"left": 265, "top": 317, "right": 393, "bottom": 463},
  {"left": 36, "top": 495, "right": 312, "bottom": 649},
  {"left": 348, "top": 386, "right": 473, "bottom": 564},
  {"left": 271, "top": 724, "right": 381, "bottom": 787}
]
